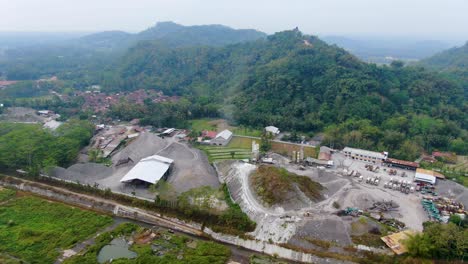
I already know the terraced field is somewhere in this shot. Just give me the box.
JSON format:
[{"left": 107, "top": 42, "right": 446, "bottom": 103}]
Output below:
[
  {"left": 198, "top": 136, "right": 256, "bottom": 162},
  {"left": 199, "top": 136, "right": 317, "bottom": 163},
  {"left": 201, "top": 147, "right": 252, "bottom": 162}
]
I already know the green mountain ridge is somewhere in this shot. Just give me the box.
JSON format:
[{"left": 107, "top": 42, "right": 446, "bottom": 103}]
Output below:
[
  {"left": 418, "top": 41, "right": 468, "bottom": 94},
  {"left": 1, "top": 28, "right": 466, "bottom": 159},
  {"left": 77, "top": 21, "right": 267, "bottom": 50},
  {"left": 111, "top": 29, "right": 467, "bottom": 158},
  {"left": 419, "top": 41, "right": 468, "bottom": 70},
  {"left": 0, "top": 21, "right": 266, "bottom": 80}
]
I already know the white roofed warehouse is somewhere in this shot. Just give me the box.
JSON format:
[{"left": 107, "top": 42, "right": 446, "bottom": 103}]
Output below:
[
  {"left": 414, "top": 168, "right": 437, "bottom": 185},
  {"left": 211, "top": 129, "right": 233, "bottom": 146},
  {"left": 120, "top": 155, "right": 174, "bottom": 185}
]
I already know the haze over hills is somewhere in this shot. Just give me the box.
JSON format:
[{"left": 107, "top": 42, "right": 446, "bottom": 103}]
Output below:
[
  {"left": 418, "top": 41, "right": 468, "bottom": 91},
  {"left": 0, "top": 21, "right": 267, "bottom": 80},
  {"left": 419, "top": 41, "right": 468, "bottom": 70},
  {"left": 38, "top": 21, "right": 267, "bottom": 52},
  {"left": 322, "top": 35, "right": 453, "bottom": 64}
]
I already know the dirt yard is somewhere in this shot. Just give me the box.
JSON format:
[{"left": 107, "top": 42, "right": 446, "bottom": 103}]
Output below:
[
  {"left": 216, "top": 151, "right": 437, "bottom": 252},
  {"left": 0, "top": 107, "right": 45, "bottom": 123},
  {"left": 51, "top": 132, "right": 219, "bottom": 199}
]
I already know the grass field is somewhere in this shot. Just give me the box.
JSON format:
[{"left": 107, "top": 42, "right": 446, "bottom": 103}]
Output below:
[
  {"left": 189, "top": 118, "right": 217, "bottom": 132},
  {"left": 0, "top": 188, "right": 113, "bottom": 264},
  {"left": 200, "top": 146, "right": 252, "bottom": 162},
  {"left": 422, "top": 156, "right": 468, "bottom": 187},
  {"left": 199, "top": 136, "right": 255, "bottom": 162},
  {"left": 0, "top": 253, "right": 21, "bottom": 264},
  {"left": 271, "top": 141, "right": 317, "bottom": 158}
]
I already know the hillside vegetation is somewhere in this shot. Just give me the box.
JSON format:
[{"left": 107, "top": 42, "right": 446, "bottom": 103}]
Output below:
[
  {"left": 420, "top": 42, "right": 468, "bottom": 70},
  {"left": 251, "top": 165, "right": 324, "bottom": 207},
  {"left": 419, "top": 41, "right": 468, "bottom": 90},
  {"left": 115, "top": 29, "right": 467, "bottom": 159},
  {"left": 0, "top": 120, "right": 94, "bottom": 175},
  {"left": 0, "top": 21, "right": 266, "bottom": 81},
  {"left": 1, "top": 27, "right": 466, "bottom": 161}
]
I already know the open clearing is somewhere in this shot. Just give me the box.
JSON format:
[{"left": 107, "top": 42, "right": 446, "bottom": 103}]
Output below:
[
  {"left": 0, "top": 188, "right": 112, "bottom": 264},
  {"left": 51, "top": 132, "right": 219, "bottom": 198},
  {"left": 271, "top": 141, "right": 317, "bottom": 158},
  {"left": 0, "top": 107, "right": 46, "bottom": 123},
  {"left": 216, "top": 152, "right": 461, "bottom": 255}
]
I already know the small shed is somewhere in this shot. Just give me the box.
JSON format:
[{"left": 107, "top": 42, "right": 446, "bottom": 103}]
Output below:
[
  {"left": 381, "top": 230, "right": 416, "bottom": 255},
  {"left": 318, "top": 146, "right": 333, "bottom": 161}
]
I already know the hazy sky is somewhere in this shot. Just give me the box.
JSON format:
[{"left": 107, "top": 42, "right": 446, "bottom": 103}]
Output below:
[{"left": 1, "top": 0, "right": 467, "bottom": 41}]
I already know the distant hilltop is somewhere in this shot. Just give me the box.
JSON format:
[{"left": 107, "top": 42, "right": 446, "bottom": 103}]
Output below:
[{"left": 79, "top": 21, "right": 267, "bottom": 50}]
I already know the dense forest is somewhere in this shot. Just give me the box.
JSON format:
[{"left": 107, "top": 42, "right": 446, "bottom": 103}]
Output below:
[
  {"left": 0, "top": 22, "right": 265, "bottom": 82},
  {"left": 419, "top": 41, "right": 468, "bottom": 90},
  {"left": 112, "top": 29, "right": 467, "bottom": 159},
  {"left": 0, "top": 26, "right": 466, "bottom": 160}
]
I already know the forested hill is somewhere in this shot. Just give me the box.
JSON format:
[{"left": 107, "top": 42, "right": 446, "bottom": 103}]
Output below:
[
  {"left": 0, "top": 22, "right": 266, "bottom": 80},
  {"left": 420, "top": 42, "right": 468, "bottom": 70},
  {"left": 116, "top": 29, "right": 467, "bottom": 158},
  {"left": 136, "top": 21, "right": 267, "bottom": 47},
  {"left": 1, "top": 28, "right": 466, "bottom": 158},
  {"left": 419, "top": 41, "right": 468, "bottom": 91},
  {"left": 77, "top": 21, "right": 267, "bottom": 50}
]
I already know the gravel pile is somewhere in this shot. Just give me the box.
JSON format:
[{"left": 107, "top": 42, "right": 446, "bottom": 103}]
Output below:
[
  {"left": 50, "top": 163, "right": 111, "bottom": 183},
  {"left": 111, "top": 133, "right": 167, "bottom": 164}
]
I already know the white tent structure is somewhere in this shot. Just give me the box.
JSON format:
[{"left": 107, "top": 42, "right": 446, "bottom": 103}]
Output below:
[
  {"left": 265, "top": 126, "right": 280, "bottom": 135},
  {"left": 120, "top": 155, "right": 174, "bottom": 184}
]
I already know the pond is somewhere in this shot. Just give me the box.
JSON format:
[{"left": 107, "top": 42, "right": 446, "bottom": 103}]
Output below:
[{"left": 97, "top": 238, "right": 137, "bottom": 263}]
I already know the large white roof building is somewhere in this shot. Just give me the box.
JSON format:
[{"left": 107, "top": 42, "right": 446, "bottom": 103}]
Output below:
[
  {"left": 120, "top": 155, "right": 174, "bottom": 184},
  {"left": 343, "top": 147, "right": 388, "bottom": 163}
]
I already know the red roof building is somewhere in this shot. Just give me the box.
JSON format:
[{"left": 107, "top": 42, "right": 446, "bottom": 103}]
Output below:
[
  {"left": 384, "top": 158, "right": 420, "bottom": 170},
  {"left": 201, "top": 130, "right": 217, "bottom": 139}
]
